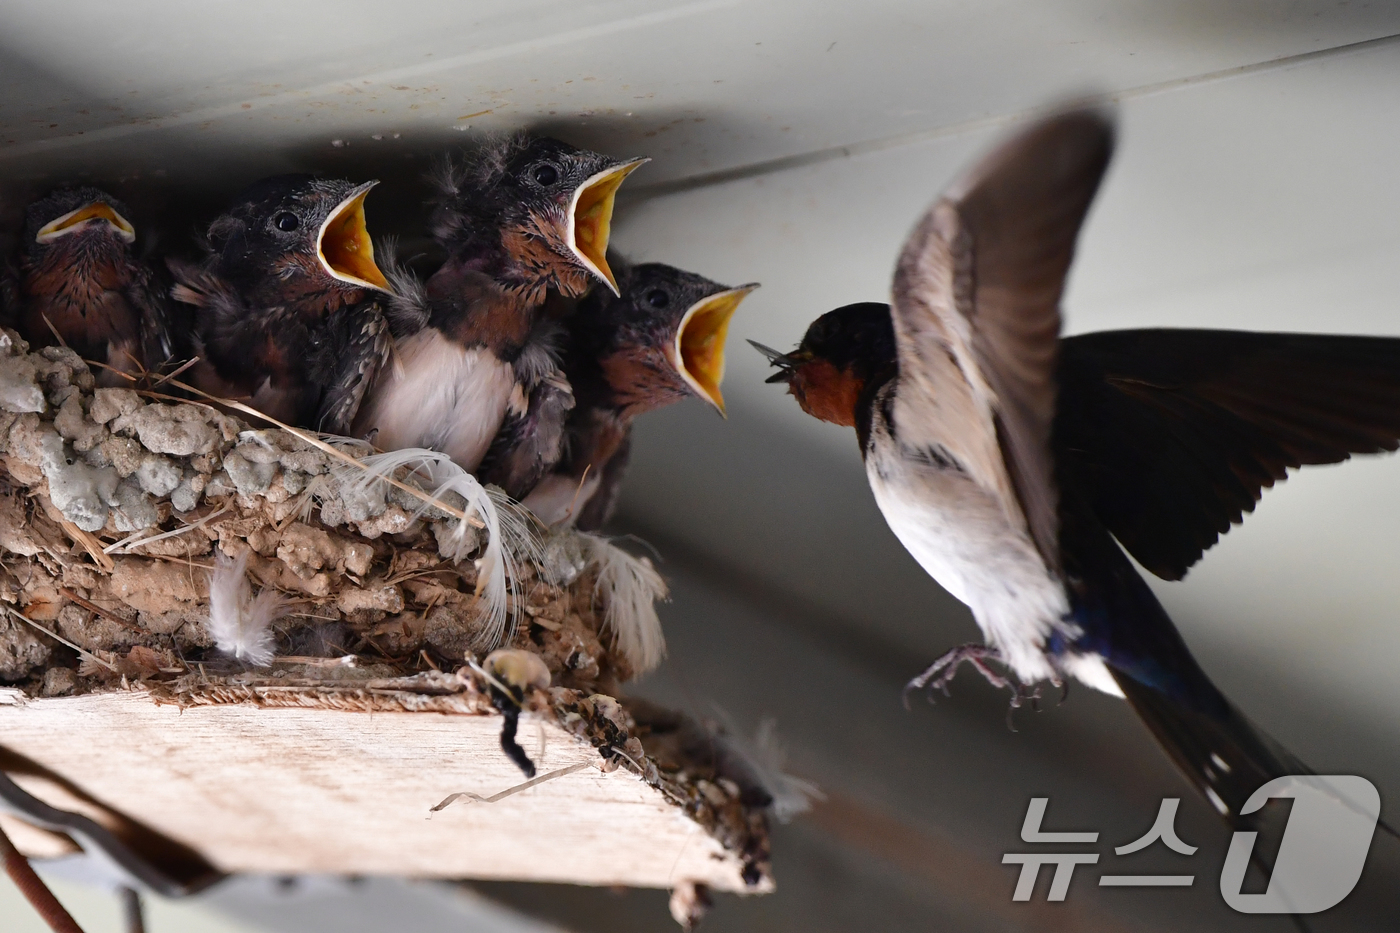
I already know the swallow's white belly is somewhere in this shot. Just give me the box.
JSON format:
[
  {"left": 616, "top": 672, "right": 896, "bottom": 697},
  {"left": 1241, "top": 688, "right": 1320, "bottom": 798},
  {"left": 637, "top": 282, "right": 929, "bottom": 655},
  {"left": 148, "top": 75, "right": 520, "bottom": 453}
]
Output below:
[
  {"left": 865, "top": 441, "right": 1120, "bottom": 695},
  {"left": 355, "top": 329, "right": 514, "bottom": 473}
]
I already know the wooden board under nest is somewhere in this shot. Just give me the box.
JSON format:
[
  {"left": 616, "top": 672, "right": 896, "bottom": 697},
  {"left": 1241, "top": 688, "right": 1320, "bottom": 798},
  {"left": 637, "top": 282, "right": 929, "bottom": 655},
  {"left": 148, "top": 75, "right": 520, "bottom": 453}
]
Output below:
[
  {"left": 0, "top": 332, "right": 773, "bottom": 896},
  {"left": 0, "top": 687, "right": 768, "bottom": 892}
]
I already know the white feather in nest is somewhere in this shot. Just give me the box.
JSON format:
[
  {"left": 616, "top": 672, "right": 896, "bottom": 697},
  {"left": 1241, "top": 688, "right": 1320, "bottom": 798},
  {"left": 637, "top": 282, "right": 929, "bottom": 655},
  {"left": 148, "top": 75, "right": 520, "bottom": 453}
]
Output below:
[
  {"left": 206, "top": 549, "right": 287, "bottom": 667},
  {"left": 284, "top": 434, "right": 374, "bottom": 522},
  {"left": 713, "top": 713, "right": 824, "bottom": 823},
  {"left": 335, "top": 447, "right": 543, "bottom": 650},
  {"left": 580, "top": 534, "right": 669, "bottom": 674},
  {"left": 746, "top": 719, "right": 824, "bottom": 822},
  {"left": 317, "top": 433, "right": 375, "bottom": 456},
  {"left": 291, "top": 472, "right": 334, "bottom": 523}
]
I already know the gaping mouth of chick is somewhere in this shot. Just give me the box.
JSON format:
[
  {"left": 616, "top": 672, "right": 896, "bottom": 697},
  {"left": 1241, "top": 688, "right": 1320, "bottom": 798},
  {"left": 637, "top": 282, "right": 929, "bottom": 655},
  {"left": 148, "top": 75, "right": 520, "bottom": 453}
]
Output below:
[
  {"left": 567, "top": 158, "right": 648, "bottom": 295},
  {"left": 317, "top": 181, "right": 390, "bottom": 291},
  {"left": 673, "top": 285, "right": 759, "bottom": 415},
  {"left": 35, "top": 202, "right": 136, "bottom": 244}
]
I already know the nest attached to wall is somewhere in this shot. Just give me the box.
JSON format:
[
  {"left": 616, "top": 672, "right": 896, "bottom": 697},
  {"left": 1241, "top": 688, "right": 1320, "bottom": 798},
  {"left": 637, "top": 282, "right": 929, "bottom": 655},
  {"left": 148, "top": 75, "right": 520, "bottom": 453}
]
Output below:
[{"left": 0, "top": 330, "right": 772, "bottom": 897}]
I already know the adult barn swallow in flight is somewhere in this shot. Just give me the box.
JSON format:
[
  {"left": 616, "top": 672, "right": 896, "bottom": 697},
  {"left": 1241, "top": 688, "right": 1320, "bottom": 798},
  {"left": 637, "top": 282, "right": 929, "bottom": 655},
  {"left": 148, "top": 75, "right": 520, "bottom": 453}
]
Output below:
[
  {"left": 353, "top": 136, "right": 646, "bottom": 474},
  {"left": 13, "top": 188, "right": 176, "bottom": 383},
  {"left": 170, "top": 175, "right": 391, "bottom": 434},
  {"left": 758, "top": 108, "right": 1400, "bottom": 830},
  {"left": 519, "top": 259, "right": 756, "bottom": 527}
]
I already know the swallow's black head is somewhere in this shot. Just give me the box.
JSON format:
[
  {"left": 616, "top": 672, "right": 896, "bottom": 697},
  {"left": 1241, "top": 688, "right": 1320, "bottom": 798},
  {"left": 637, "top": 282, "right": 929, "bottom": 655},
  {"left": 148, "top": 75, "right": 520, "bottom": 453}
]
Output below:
[
  {"left": 204, "top": 174, "right": 389, "bottom": 299},
  {"left": 430, "top": 135, "right": 647, "bottom": 297},
  {"left": 754, "top": 302, "right": 896, "bottom": 427},
  {"left": 573, "top": 259, "right": 758, "bottom": 417},
  {"left": 21, "top": 187, "right": 136, "bottom": 264}
]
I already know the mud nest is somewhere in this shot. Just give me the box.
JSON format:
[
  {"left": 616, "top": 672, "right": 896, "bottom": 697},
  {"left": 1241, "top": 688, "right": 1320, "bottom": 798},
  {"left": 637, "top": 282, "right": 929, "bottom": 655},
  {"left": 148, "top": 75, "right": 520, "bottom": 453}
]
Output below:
[{"left": 0, "top": 329, "right": 772, "bottom": 891}]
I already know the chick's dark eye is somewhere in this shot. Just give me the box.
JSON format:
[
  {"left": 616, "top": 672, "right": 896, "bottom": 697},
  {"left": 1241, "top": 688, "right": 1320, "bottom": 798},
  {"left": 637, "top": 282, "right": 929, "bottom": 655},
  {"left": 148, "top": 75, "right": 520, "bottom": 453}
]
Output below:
[
  {"left": 645, "top": 289, "right": 670, "bottom": 309},
  {"left": 531, "top": 164, "right": 559, "bottom": 187},
  {"left": 273, "top": 211, "right": 300, "bottom": 232}
]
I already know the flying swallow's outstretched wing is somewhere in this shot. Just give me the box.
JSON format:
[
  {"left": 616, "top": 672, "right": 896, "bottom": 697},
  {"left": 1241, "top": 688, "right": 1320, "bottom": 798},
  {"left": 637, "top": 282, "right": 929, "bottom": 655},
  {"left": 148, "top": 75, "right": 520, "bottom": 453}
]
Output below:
[
  {"left": 1058, "top": 328, "right": 1400, "bottom": 580},
  {"left": 889, "top": 108, "right": 1114, "bottom": 571}
]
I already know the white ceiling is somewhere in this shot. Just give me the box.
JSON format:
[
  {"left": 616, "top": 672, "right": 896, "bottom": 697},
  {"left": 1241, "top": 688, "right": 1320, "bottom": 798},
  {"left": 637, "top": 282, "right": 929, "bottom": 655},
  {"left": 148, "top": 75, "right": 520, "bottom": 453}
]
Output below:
[{"left": 2, "top": 0, "right": 1399, "bottom": 186}]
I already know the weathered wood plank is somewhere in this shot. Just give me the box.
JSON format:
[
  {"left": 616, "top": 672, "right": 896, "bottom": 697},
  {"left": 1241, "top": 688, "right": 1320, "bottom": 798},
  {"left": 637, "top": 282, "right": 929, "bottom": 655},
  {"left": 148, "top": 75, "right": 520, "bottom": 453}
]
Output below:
[{"left": 0, "top": 690, "right": 754, "bottom": 892}]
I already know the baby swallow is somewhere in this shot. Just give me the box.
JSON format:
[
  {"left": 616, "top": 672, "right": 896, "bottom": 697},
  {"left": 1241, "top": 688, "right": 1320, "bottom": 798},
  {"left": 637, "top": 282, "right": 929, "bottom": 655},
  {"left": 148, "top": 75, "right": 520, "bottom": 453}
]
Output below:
[
  {"left": 13, "top": 187, "right": 177, "bottom": 383},
  {"left": 352, "top": 135, "right": 646, "bottom": 473},
  {"left": 758, "top": 108, "right": 1400, "bottom": 835},
  {"left": 519, "top": 260, "right": 756, "bottom": 528},
  {"left": 170, "top": 175, "right": 391, "bottom": 433}
]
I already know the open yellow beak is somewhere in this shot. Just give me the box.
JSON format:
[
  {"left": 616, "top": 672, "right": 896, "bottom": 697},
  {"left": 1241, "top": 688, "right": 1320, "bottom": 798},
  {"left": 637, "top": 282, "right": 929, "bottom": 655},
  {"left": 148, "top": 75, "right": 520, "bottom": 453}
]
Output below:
[
  {"left": 674, "top": 284, "right": 759, "bottom": 416},
  {"left": 567, "top": 158, "right": 648, "bottom": 295},
  {"left": 317, "top": 181, "right": 390, "bottom": 291},
  {"left": 35, "top": 201, "right": 135, "bottom": 245}
]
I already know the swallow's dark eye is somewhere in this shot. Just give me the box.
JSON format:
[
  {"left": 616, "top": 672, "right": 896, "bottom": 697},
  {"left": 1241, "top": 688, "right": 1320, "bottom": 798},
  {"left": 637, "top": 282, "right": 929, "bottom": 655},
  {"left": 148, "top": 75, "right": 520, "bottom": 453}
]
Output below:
[
  {"left": 273, "top": 211, "right": 300, "bottom": 232},
  {"left": 531, "top": 164, "right": 559, "bottom": 187},
  {"left": 645, "top": 289, "right": 670, "bottom": 309}
]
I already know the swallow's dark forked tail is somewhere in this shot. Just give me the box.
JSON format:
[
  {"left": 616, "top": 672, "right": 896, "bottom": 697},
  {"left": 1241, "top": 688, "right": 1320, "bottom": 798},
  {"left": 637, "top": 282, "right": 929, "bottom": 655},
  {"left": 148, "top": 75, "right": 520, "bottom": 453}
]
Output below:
[
  {"left": 1066, "top": 507, "right": 1395, "bottom": 926},
  {"left": 1062, "top": 501, "right": 1305, "bottom": 830},
  {"left": 1053, "top": 326, "right": 1400, "bottom": 847},
  {"left": 1114, "top": 671, "right": 1305, "bottom": 831}
]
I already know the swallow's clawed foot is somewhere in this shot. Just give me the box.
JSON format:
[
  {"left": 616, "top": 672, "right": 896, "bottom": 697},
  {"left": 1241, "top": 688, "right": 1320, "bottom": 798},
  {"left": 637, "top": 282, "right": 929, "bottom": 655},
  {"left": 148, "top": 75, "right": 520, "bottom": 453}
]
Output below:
[
  {"left": 903, "top": 643, "right": 1015, "bottom": 706},
  {"left": 904, "top": 645, "right": 1049, "bottom": 729},
  {"left": 1003, "top": 682, "right": 1048, "bottom": 731}
]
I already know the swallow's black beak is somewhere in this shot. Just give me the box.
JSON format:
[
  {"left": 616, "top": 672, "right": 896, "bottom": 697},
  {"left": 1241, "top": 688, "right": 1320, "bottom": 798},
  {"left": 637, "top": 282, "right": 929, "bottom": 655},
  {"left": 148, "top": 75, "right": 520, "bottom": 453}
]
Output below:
[{"left": 748, "top": 340, "right": 798, "bottom": 383}]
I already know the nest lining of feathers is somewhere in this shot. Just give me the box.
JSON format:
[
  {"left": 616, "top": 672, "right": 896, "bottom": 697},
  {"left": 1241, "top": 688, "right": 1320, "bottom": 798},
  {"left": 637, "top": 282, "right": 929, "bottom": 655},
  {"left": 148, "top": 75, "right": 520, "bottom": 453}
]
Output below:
[{"left": 0, "top": 329, "right": 772, "bottom": 886}]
